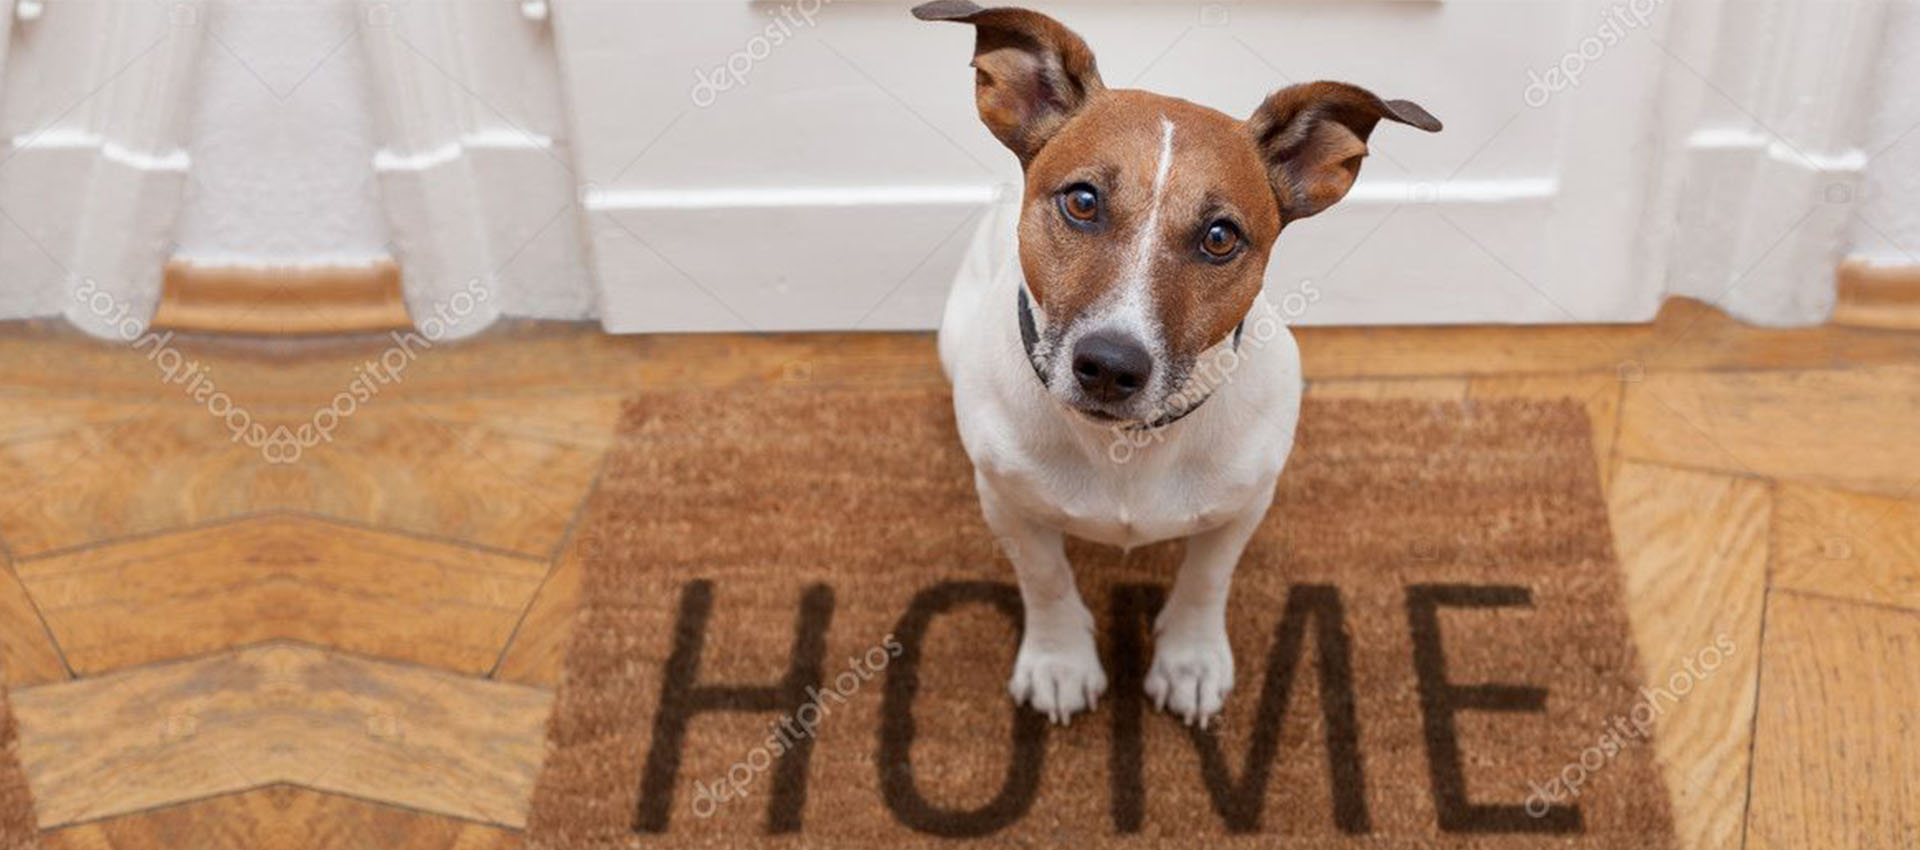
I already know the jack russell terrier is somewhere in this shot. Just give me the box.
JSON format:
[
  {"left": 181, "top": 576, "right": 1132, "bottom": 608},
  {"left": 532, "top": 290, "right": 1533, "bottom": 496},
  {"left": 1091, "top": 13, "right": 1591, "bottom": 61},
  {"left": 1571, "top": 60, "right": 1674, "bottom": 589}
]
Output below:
[{"left": 917, "top": 1, "right": 1441, "bottom": 727}]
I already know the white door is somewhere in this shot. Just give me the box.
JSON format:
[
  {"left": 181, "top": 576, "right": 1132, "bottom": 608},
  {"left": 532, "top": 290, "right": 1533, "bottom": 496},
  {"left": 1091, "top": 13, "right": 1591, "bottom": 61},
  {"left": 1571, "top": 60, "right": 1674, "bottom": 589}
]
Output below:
[{"left": 551, "top": 0, "right": 1675, "bottom": 332}]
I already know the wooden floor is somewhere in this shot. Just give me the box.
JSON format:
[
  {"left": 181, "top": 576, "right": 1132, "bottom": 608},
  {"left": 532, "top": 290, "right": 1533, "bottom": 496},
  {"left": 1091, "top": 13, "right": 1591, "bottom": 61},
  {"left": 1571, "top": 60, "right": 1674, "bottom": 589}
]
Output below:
[{"left": 1, "top": 299, "right": 1915, "bottom": 849}]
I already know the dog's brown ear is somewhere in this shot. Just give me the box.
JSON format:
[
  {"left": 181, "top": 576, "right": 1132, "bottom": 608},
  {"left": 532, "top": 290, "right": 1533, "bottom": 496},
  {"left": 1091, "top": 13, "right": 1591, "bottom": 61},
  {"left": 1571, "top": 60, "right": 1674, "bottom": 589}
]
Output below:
[
  {"left": 1246, "top": 81, "right": 1441, "bottom": 221},
  {"left": 913, "top": 1, "right": 1104, "bottom": 165}
]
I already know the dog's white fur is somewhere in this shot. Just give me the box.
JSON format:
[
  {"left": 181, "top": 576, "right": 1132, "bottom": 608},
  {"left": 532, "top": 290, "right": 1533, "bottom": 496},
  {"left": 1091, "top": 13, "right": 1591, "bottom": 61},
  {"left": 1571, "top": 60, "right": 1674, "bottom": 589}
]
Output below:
[{"left": 938, "top": 192, "right": 1303, "bottom": 727}]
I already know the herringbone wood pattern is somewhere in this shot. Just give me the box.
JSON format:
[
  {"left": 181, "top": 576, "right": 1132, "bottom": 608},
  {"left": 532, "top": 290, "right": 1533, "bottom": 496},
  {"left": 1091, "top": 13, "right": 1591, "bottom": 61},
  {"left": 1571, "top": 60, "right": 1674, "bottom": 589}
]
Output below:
[{"left": 1, "top": 298, "right": 1915, "bottom": 848}]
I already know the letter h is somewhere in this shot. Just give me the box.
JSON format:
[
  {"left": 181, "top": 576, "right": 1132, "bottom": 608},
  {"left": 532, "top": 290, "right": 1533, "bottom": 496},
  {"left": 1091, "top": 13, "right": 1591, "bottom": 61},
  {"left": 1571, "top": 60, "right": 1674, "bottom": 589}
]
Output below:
[{"left": 634, "top": 580, "right": 835, "bottom": 834}]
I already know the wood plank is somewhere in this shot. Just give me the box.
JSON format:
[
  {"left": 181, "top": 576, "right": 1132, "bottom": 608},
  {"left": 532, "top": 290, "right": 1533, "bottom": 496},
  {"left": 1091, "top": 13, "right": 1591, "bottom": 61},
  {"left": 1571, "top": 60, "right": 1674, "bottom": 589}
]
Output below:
[
  {"left": 388, "top": 299, "right": 1920, "bottom": 392},
  {"left": 1470, "top": 372, "right": 1623, "bottom": 491},
  {"left": 1618, "top": 365, "right": 1920, "bottom": 497},
  {"left": 491, "top": 534, "right": 584, "bottom": 688},
  {"left": 0, "top": 322, "right": 948, "bottom": 405},
  {"left": 1302, "top": 376, "right": 1469, "bottom": 400},
  {"left": 1834, "top": 258, "right": 1920, "bottom": 331},
  {"left": 152, "top": 260, "right": 412, "bottom": 336},
  {"left": 1608, "top": 462, "right": 1768, "bottom": 850},
  {"left": 0, "top": 322, "right": 202, "bottom": 401},
  {"left": 10, "top": 299, "right": 1920, "bottom": 403},
  {"left": 12, "top": 643, "right": 551, "bottom": 829},
  {"left": 0, "top": 552, "right": 68, "bottom": 687},
  {"left": 1774, "top": 483, "right": 1920, "bottom": 612},
  {"left": 15, "top": 515, "right": 548, "bottom": 675},
  {"left": 379, "top": 299, "right": 1920, "bottom": 391},
  {"left": 0, "top": 669, "right": 33, "bottom": 850},
  {"left": 0, "top": 409, "right": 268, "bottom": 557},
  {"left": 1295, "top": 297, "right": 1920, "bottom": 378},
  {"left": 281, "top": 405, "right": 603, "bottom": 557},
  {"left": 40, "top": 786, "right": 523, "bottom": 850},
  {"left": 0, "top": 397, "right": 150, "bottom": 445},
  {"left": 0, "top": 399, "right": 602, "bottom": 559},
  {"left": 1746, "top": 592, "right": 1919, "bottom": 849},
  {"left": 391, "top": 395, "right": 624, "bottom": 450},
  {"left": 351, "top": 325, "right": 952, "bottom": 400}
]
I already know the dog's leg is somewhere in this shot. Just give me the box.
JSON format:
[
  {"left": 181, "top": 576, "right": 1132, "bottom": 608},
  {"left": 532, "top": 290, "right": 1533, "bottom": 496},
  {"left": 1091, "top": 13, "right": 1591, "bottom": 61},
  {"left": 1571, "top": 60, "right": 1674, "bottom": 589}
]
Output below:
[
  {"left": 1147, "top": 493, "right": 1271, "bottom": 727},
  {"left": 976, "top": 475, "right": 1106, "bottom": 724}
]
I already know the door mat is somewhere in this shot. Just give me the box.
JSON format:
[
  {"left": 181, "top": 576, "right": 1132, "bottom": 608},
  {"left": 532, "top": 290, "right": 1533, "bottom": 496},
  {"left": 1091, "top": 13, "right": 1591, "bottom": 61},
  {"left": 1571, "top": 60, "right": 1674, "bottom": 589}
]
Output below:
[
  {"left": 528, "top": 389, "right": 1674, "bottom": 849},
  {"left": 0, "top": 677, "right": 35, "bottom": 847}
]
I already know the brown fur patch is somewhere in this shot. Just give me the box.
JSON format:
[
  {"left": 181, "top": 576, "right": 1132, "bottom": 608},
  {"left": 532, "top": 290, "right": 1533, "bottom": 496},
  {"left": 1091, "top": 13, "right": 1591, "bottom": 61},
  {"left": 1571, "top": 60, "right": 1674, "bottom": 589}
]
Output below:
[
  {"left": 915, "top": 1, "right": 1106, "bottom": 164},
  {"left": 1019, "top": 90, "right": 1280, "bottom": 363},
  {"left": 1247, "top": 81, "right": 1443, "bottom": 220}
]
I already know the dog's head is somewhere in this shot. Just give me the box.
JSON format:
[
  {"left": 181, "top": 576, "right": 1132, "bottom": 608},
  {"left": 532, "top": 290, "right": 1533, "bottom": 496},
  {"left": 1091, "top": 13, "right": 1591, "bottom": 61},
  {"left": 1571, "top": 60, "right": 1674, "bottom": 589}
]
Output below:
[{"left": 916, "top": 1, "right": 1440, "bottom": 425}]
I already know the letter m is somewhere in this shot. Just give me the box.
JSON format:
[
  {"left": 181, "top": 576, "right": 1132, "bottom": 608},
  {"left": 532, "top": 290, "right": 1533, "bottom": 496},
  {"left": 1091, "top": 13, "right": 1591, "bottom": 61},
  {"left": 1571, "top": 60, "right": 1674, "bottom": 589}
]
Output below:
[{"left": 1108, "top": 583, "right": 1368, "bottom": 833}]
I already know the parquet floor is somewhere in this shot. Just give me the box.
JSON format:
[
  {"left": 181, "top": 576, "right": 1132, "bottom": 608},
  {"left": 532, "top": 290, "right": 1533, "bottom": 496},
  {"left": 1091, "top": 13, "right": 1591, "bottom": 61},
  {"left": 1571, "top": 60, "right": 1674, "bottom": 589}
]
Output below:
[{"left": 1, "top": 298, "right": 1916, "bottom": 848}]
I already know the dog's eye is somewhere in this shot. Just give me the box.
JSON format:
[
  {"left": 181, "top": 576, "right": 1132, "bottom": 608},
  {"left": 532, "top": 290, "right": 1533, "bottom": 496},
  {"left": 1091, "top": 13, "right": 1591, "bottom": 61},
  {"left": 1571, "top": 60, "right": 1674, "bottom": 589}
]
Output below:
[
  {"left": 1057, "top": 184, "right": 1100, "bottom": 226},
  {"left": 1200, "top": 221, "right": 1241, "bottom": 260}
]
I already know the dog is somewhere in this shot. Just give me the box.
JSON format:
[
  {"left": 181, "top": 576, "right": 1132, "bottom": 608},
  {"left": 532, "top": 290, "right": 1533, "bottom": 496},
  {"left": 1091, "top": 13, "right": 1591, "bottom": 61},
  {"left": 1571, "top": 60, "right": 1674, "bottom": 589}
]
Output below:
[{"left": 918, "top": 1, "right": 1441, "bottom": 727}]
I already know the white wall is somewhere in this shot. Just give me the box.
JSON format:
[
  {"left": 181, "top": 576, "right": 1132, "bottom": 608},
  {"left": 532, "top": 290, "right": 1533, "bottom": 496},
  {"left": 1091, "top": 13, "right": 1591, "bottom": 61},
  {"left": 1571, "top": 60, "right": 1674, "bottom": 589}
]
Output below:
[
  {"left": 0, "top": 0, "right": 202, "bottom": 336},
  {"left": 174, "top": 0, "right": 388, "bottom": 266},
  {"left": 177, "top": 0, "right": 598, "bottom": 330},
  {"left": 359, "top": 0, "right": 594, "bottom": 327},
  {"left": 1848, "top": 0, "right": 1920, "bottom": 268}
]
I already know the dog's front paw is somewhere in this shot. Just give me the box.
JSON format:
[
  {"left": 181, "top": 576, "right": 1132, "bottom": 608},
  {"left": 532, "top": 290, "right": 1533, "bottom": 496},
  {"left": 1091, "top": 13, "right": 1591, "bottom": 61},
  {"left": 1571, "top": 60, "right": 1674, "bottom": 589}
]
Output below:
[
  {"left": 1146, "top": 618, "right": 1234, "bottom": 728},
  {"left": 1008, "top": 631, "right": 1108, "bottom": 725}
]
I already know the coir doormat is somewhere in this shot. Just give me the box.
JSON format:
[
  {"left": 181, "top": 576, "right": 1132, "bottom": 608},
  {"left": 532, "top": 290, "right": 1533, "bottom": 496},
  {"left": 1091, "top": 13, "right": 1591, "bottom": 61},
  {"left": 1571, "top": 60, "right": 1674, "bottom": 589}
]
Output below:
[
  {"left": 0, "top": 678, "right": 32, "bottom": 846},
  {"left": 528, "top": 390, "right": 1674, "bottom": 849}
]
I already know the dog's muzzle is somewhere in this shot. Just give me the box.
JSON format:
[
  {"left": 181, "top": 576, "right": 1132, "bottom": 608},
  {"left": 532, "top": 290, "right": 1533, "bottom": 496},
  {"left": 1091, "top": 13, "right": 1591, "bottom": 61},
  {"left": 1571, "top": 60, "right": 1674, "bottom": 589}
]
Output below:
[{"left": 1016, "top": 288, "right": 1243, "bottom": 431}]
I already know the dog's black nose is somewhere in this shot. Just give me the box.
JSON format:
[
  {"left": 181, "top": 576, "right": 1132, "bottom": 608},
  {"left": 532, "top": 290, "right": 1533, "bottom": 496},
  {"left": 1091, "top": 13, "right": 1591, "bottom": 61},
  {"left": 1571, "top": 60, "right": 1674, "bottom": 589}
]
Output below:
[{"left": 1071, "top": 332, "right": 1152, "bottom": 403}]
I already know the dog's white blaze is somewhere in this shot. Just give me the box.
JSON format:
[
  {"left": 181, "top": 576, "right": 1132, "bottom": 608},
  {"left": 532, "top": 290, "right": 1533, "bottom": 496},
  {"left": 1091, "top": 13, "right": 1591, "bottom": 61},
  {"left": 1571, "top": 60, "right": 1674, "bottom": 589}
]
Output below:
[
  {"left": 1094, "top": 117, "right": 1178, "bottom": 381},
  {"left": 1128, "top": 117, "right": 1177, "bottom": 285}
]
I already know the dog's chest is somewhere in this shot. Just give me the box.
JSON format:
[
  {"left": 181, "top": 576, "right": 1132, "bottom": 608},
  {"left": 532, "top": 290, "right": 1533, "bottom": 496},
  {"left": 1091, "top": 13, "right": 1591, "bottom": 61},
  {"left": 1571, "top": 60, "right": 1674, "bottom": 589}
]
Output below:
[{"left": 982, "top": 439, "right": 1271, "bottom": 548}]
